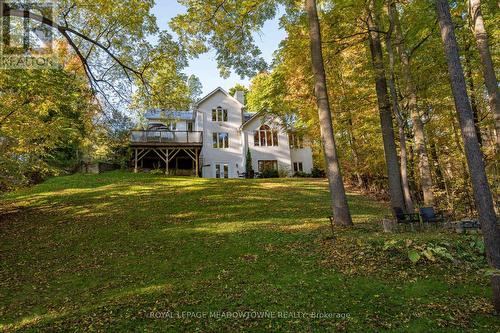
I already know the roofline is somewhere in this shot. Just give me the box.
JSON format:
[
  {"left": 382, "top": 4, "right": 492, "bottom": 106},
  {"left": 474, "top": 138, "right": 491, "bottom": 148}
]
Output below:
[
  {"left": 194, "top": 87, "right": 244, "bottom": 108},
  {"left": 240, "top": 111, "right": 262, "bottom": 130},
  {"left": 145, "top": 109, "right": 196, "bottom": 121}
]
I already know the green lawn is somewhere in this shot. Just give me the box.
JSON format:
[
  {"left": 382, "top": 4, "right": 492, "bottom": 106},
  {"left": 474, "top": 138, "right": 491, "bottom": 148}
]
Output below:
[{"left": 0, "top": 171, "right": 496, "bottom": 332}]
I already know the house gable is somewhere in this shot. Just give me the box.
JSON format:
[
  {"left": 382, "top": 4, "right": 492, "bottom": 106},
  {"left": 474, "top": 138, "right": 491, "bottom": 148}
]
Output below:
[{"left": 195, "top": 87, "right": 244, "bottom": 109}]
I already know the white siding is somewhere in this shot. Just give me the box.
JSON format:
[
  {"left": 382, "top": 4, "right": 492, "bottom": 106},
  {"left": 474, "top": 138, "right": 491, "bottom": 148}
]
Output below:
[
  {"left": 290, "top": 147, "right": 314, "bottom": 174},
  {"left": 143, "top": 87, "right": 314, "bottom": 178},
  {"left": 198, "top": 90, "right": 244, "bottom": 178},
  {"left": 242, "top": 117, "right": 292, "bottom": 176}
]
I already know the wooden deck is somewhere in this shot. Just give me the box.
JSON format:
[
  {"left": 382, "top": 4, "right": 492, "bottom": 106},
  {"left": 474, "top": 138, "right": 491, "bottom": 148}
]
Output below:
[
  {"left": 130, "top": 130, "right": 203, "bottom": 146},
  {"left": 129, "top": 131, "right": 203, "bottom": 175}
]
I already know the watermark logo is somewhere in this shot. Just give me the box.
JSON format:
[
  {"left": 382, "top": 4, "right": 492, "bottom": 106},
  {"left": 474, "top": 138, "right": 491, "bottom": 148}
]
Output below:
[{"left": 0, "top": 0, "right": 57, "bottom": 69}]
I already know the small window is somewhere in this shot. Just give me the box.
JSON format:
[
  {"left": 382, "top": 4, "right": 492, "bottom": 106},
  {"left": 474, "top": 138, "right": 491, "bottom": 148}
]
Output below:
[
  {"left": 293, "top": 162, "right": 303, "bottom": 172},
  {"left": 212, "top": 107, "right": 228, "bottom": 122},
  {"left": 289, "top": 133, "right": 304, "bottom": 149},
  {"left": 188, "top": 122, "right": 193, "bottom": 132},
  {"left": 254, "top": 125, "right": 278, "bottom": 147},
  {"left": 213, "top": 132, "right": 229, "bottom": 148}
]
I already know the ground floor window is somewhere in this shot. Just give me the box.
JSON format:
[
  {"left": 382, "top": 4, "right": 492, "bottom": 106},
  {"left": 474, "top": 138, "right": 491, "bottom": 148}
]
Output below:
[
  {"left": 293, "top": 162, "right": 303, "bottom": 173},
  {"left": 258, "top": 160, "right": 278, "bottom": 172},
  {"left": 215, "top": 163, "right": 229, "bottom": 178}
]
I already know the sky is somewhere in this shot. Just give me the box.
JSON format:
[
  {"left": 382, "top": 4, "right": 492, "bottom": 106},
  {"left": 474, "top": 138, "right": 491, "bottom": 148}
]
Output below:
[{"left": 152, "top": 0, "right": 287, "bottom": 96}]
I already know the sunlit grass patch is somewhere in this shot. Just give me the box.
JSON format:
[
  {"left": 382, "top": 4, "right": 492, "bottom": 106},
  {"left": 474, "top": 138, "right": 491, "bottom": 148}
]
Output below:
[{"left": 0, "top": 171, "right": 496, "bottom": 332}]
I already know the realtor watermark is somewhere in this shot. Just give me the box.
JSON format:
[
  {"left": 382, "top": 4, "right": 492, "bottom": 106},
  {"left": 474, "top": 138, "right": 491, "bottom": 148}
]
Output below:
[
  {"left": 0, "top": 0, "right": 58, "bottom": 69},
  {"left": 146, "top": 310, "right": 351, "bottom": 320}
]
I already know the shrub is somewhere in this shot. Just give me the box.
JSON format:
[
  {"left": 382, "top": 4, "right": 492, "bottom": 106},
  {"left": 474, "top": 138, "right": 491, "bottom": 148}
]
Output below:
[
  {"left": 260, "top": 168, "right": 279, "bottom": 178},
  {"left": 278, "top": 168, "right": 290, "bottom": 178},
  {"left": 293, "top": 171, "right": 310, "bottom": 178},
  {"left": 150, "top": 168, "right": 165, "bottom": 175},
  {"left": 311, "top": 167, "right": 326, "bottom": 178}
]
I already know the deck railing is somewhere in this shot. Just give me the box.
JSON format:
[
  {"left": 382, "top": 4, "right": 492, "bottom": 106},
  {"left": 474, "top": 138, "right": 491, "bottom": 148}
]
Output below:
[{"left": 130, "top": 130, "right": 203, "bottom": 144}]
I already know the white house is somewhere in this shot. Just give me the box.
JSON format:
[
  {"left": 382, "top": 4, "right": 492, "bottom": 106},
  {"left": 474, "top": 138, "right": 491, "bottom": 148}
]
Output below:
[{"left": 130, "top": 87, "right": 313, "bottom": 178}]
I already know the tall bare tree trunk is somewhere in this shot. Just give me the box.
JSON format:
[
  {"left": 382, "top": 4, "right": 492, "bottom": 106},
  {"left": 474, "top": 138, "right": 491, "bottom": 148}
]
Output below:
[
  {"left": 339, "top": 73, "right": 366, "bottom": 189},
  {"left": 385, "top": 2, "right": 413, "bottom": 211},
  {"left": 305, "top": 0, "right": 353, "bottom": 226},
  {"left": 390, "top": 2, "right": 434, "bottom": 206},
  {"left": 347, "top": 113, "right": 365, "bottom": 188},
  {"left": 464, "top": 40, "right": 484, "bottom": 146},
  {"left": 366, "top": 0, "right": 406, "bottom": 211},
  {"left": 1, "top": 2, "right": 10, "bottom": 48},
  {"left": 436, "top": 0, "right": 500, "bottom": 312},
  {"left": 469, "top": 0, "right": 500, "bottom": 149}
]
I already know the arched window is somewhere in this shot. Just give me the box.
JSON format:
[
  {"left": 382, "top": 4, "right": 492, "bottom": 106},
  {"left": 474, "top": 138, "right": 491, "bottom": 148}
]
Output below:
[
  {"left": 212, "top": 106, "right": 228, "bottom": 122},
  {"left": 254, "top": 125, "right": 278, "bottom": 147}
]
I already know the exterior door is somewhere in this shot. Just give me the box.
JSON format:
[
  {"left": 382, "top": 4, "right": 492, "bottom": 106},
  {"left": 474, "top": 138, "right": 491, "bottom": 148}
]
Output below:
[{"left": 215, "top": 163, "right": 229, "bottom": 178}]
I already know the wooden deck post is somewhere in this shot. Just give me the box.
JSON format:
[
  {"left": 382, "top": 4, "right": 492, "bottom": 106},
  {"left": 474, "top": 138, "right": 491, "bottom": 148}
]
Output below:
[
  {"left": 195, "top": 148, "right": 199, "bottom": 177},
  {"left": 166, "top": 149, "right": 169, "bottom": 175},
  {"left": 134, "top": 148, "right": 138, "bottom": 173}
]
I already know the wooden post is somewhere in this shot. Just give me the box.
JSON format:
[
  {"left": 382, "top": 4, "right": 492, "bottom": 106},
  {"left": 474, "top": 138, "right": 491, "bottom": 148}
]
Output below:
[
  {"left": 195, "top": 148, "right": 199, "bottom": 177},
  {"left": 134, "top": 148, "right": 138, "bottom": 173},
  {"left": 166, "top": 149, "right": 169, "bottom": 175}
]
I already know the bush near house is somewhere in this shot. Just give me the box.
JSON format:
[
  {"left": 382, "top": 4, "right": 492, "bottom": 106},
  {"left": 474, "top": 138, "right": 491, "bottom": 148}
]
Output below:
[{"left": 260, "top": 167, "right": 280, "bottom": 178}]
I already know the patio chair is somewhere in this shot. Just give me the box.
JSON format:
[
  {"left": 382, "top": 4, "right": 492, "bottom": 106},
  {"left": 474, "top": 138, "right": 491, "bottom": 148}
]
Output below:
[
  {"left": 419, "top": 206, "right": 445, "bottom": 227},
  {"left": 392, "top": 207, "right": 420, "bottom": 230}
]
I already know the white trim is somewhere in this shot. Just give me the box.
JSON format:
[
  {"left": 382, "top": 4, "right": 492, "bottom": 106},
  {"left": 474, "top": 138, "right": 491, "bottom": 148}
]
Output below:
[{"left": 195, "top": 87, "right": 244, "bottom": 108}]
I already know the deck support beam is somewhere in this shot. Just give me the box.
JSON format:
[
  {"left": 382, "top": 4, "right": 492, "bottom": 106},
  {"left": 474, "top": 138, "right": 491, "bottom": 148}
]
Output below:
[
  {"left": 195, "top": 148, "right": 199, "bottom": 177},
  {"left": 134, "top": 148, "right": 138, "bottom": 173},
  {"left": 131, "top": 145, "right": 202, "bottom": 176},
  {"left": 166, "top": 149, "right": 169, "bottom": 175}
]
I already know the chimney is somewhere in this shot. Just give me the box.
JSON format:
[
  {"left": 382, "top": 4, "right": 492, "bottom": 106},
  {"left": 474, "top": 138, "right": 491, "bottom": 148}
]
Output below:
[{"left": 234, "top": 90, "right": 245, "bottom": 105}]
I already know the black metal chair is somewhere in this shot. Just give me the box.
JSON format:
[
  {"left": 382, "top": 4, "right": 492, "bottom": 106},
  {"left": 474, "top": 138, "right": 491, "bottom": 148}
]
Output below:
[
  {"left": 393, "top": 207, "right": 420, "bottom": 230},
  {"left": 419, "top": 207, "right": 445, "bottom": 227}
]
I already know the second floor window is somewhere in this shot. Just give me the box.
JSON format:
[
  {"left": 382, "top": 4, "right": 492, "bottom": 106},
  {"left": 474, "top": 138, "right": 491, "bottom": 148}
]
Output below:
[
  {"left": 212, "top": 107, "right": 228, "bottom": 122},
  {"left": 289, "top": 133, "right": 304, "bottom": 149},
  {"left": 213, "top": 132, "right": 229, "bottom": 148},
  {"left": 254, "top": 125, "right": 278, "bottom": 147}
]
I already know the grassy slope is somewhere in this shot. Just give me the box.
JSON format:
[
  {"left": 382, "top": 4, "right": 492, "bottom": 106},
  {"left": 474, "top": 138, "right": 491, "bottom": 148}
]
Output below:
[{"left": 0, "top": 171, "right": 496, "bottom": 332}]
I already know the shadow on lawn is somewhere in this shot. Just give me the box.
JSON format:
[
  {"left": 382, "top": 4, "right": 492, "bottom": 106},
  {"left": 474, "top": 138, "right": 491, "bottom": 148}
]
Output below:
[{"left": 5, "top": 173, "right": 492, "bottom": 331}]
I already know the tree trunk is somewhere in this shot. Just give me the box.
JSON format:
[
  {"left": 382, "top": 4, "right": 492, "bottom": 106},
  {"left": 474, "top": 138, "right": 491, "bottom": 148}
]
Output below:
[
  {"left": 384, "top": 2, "right": 413, "bottom": 211},
  {"left": 436, "top": 0, "right": 500, "bottom": 312},
  {"left": 339, "top": 72, "right": 366, "bottom": 189},
  {"left": 1, "top": 3, "right": 10, "bottom": 48},
  {"left": 347, "top": 113, "right": 365, "bottom": 188},
  {"left": 429, "top": 138, "right": 445, "bottom": 190},
  {"left": 305, "top": 0, "right": 353, "bottom": 226},
  {"left": 390, "top": 2, "right": 434, "bottom": 206},
  {"left": 469, "top": 0, "right": 500, "bottom": 149},
  {"left": 450, "top": 108, "right": 475, "bottom": 215},
  {"left": 464, "top": 40, "right": 483, "bottom": 147},
  {"left": 366, "top": 0, "right": 406, "bottom": 211}
]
